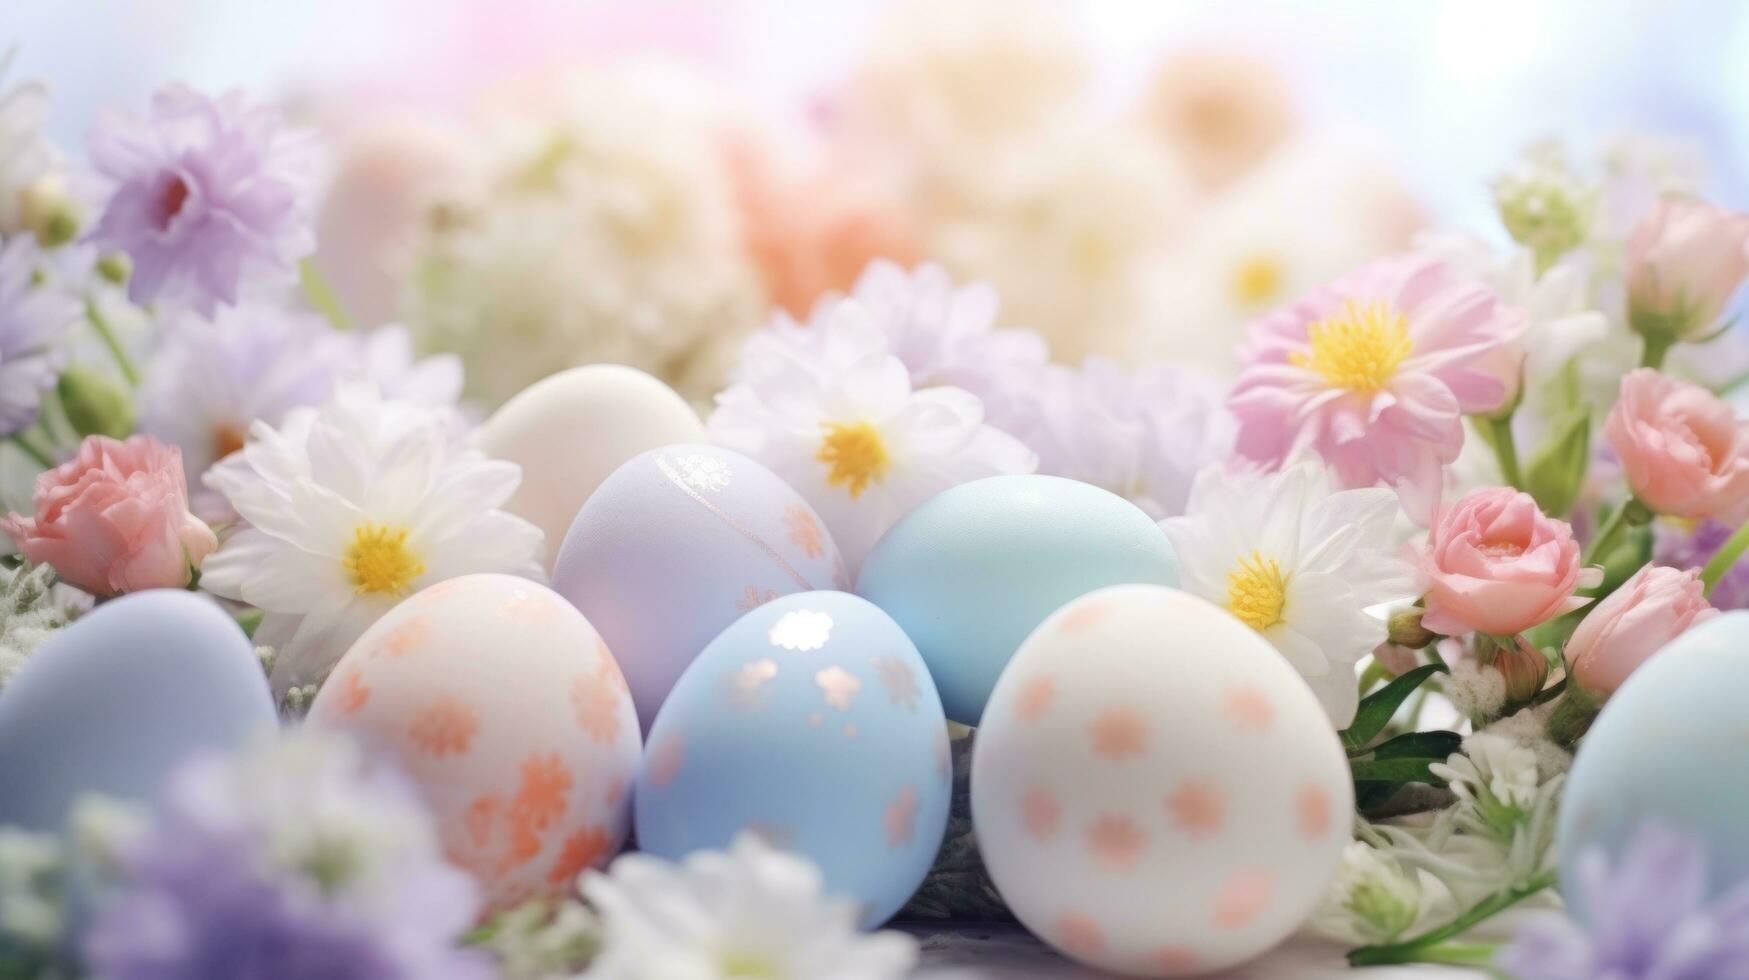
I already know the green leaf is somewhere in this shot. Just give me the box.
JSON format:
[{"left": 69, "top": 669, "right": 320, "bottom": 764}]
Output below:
[
  {"left": 1369, "top": 729, "right": 1463, "bottom": 761},
  {"left": 1340, "top": 663, "right": 1448, "bottom": 754},
  {"left": 1350, "top": 757, "right": 1447, "bottom": 783},
  {"left": 1524, "top": 406, "right": 1590, "bottom": 518}
]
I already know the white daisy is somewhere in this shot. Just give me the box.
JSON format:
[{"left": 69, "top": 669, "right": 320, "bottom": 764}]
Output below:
[
  {"left": 200, "top": 385, "right": 543, "bottom": 694},
  {"left": 710, "top": 297, "right": 1035, "bottom": 571},
  {"left": 582, "top": 833, "right": 917, "bottom": 980},
  {"left": 1159, "top": 461, "right": 1412, "bottom": 726}
]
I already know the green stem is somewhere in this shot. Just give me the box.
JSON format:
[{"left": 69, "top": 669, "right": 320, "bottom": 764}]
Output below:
[
  {"left": 1701, "top": 519, "right": 1749, "bottom": 595},
  {"left": 1641, "top": 332, "right": 1675, "bottom": 370},
  {"left": 1486, "top": 414, "right": 1524, "bottom": 489},
  {"left": 299, "top": 259, "right": 353, "bottom": 331},
  {"left": 8, "top": 433, "right": 54, "bottom": 469},
  {"left": 1348, "top": 870, "right": 1556, "bottom": 967},
  {"left": 86, "top": 299, "right": 140, "bottom": 387},
  {"left": 1406, "top": 942, "right": 1501, "bottom": 967},
  {"left": 1583, "top": 498, "right": 1650, "bottom": 567},
  {"left": 1357, "top": 658, "right": 1388, "bottom": 696}
]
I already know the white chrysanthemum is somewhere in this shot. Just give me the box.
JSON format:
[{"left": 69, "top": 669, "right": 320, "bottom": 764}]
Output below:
[
  {"left": 0, "top": 50, "right": 56, "bottom": 236},
  {"left": 1159, "top": 461, "right": 1413, "bottom": 726},
  {"left": 582, "top": 833, "right": 917, "bottom": 980},
  {"left": 1311, "top": 840, "right": 1430, "bottom": 946},
  {"left": 929, "top": 126, "right": 1189, "bottom": 363},
  {"left": 403, "top": 70, "right": 761, "bottom": 407},
  {"left": 1018, "top": 357, "right": 1233, "bottom": 520},
  {"left": 201, "top": 385, "right": 543, "bottom": 693},
  {"left": 711, "top": 298, "right": 1035, "bottom": 571}
]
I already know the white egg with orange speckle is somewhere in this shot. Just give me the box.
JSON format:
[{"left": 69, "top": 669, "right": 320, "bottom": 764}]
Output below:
[
  {"left": 971, "top": 584, "right": 1351, "bottom": 977},
  {"left": 306, "top": 573, "right": 639, "bottom": 912}
]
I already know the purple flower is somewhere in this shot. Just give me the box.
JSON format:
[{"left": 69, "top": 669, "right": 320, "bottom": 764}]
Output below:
[
  {"left": 1656, "top": 519, "right": 1749, "bottom": 611},
  {"left": 1497, "top": 822, "right": 1749, "bottom": 980},
  {"left": 0, "top": 235, "right": 78, "bottom": 437},
  {"left": 86, "top": 85, "right": 314, "bottom": 315},
  {"left": 82, "top": 730, "right": 493, "bottom": 980}
]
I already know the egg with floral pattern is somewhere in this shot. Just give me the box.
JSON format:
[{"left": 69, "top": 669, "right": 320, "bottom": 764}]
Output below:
[
  {"left": 306, "top": 573, "right": 639, "bottom": 912},
  {"left": 552, "top": 444, "right": 846, "bottom": 733},
  {"left": 635, "top": 590, "right": 951, "bottom": 927},
  {"left": 972, "top": 584, "right": 1351, "bottom": 976}
]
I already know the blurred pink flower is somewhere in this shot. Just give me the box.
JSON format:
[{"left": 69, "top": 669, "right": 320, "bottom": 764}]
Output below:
[
  {"left": 1567, "top": 564, "right": 1716, "bottom": 699},
  {"left": 1229, "top": 254, "right": 1524, "bottom": 523},
  {"left": 1605, "top": 368, "right": 1749, "bottom": 523},
  {"left": 1138, "top": 48, "right": 1295, "bottom": 189},
  {"left": 1626, "top": 196, "right": 1749, "bottom": 338},
  {"left": 1419, "top": 486, "right": 1597, "bottom": 637},
  {"left": 1, "top": 435, "right": 216, "bottom": 596}
]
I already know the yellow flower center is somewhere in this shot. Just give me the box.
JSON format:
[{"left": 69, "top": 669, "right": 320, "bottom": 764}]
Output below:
[
  {"left": 1230, "top": 253, "right": 1285, "bottom": 308},
  {"left": 1225, "top": 550, "right": 1288, "bottom": 632},
  {"left": 1289, "top": 299, "right": 1413, "bottom": 395},
  {"left": 342, "top": 523, "right": 424, "bottom": 596},
  {"left": 718, "top": 950, "right": 781, "bottom": 978},
  {"left": 816, "top": 420, "right": 889, "bottom": 498}
]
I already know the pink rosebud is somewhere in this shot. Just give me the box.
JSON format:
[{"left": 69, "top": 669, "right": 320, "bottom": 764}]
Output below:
[
  {"left": 1605, "top": 368, "right": 1749, "bottom": 523},
  {"left": 1567, "top": 564, "right": 1716, "bottom": 699},
  {"left": 1419, "top": 486, "right": 1598, "bottom": 637},
  {"left": 0, "top": 435, "right": 217, "bottom": 596},
  {"left": 1626, "top": 196, "right": 1749, "bottom": 337}
]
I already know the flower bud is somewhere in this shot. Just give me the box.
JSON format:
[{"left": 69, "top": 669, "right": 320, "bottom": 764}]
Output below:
[
  {"left": 1477, "top": 634, "right": 1551, "bottom": 705},
  {"left": 1626, "top": 196, "right": 1749, "bottom": 347},
  {"left": 57, "top": 366, "right": 136, "bottom": 440},
  {"left": 1491, "top": 144, "right": 1595, "bottom": 272},
  {"left": 1385, "top": 607, "right": 1436, "bottom": 649},
  {"left": 19, "top": 175, "right": 81, "bottom": 249},
  {"left": 1567, "top": 564, "right": 1716, "bottom": 700}
]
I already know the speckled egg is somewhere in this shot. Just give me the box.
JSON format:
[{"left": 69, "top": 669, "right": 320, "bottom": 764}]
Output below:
[
  {"left": 0, "top": 590, "right": 275, "bottom": 830},
  {"left": 552, "top": 444, "right": 846, "bottom": 732},
  {"left": 1560, "top": 611, "right": 1749, "bottom": 920},
  {"left": 857, "top": 474, "right": 1179, "bottom": 725},
  {"left": 474, "top": 365, "right": 705, "bottom": 572},
  {"left": 972, "top": 585, "right": 1352, "bottom": 977},
  {"left": 635, "top": 590, "right": 951, "bottom": 927},
  {"left": 306, "top": 573, "right": 639, "bottom": 912}
]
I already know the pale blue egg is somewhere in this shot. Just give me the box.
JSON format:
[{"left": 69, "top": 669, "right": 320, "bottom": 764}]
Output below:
[
  {"left": 1559, "top": 611, "right": 1749, "bottom": 920},
  {"left": 0, "top": 590, "right": 275, "bottom": 830},
  {"left": 552, "top": 444, "right": 845, "bottom": 733},
  {"left": 635, "top": 590, "right": 951, "bottom": 927},
  {"left": 856, "top": 475, "right": 1179, "bottom": 725}
]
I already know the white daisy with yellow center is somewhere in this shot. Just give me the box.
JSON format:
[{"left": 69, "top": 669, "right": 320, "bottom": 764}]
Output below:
[
  {"left": 1159, "top": 461, "right": 1412, "bottom": 726},
  {"left": 710, "top": 298, "right": 1035, "bottom": 572},
  {"left": 201, "top": 385, "right": 544, "bottom": 695}
]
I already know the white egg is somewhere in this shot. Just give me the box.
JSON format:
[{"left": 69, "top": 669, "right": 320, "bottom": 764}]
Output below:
[
  {"left": 972, "top": 585, "right": 1351, "bottom": 977},
  {"left": 474, "top": 364, "right": 704, "bottom": 570}
]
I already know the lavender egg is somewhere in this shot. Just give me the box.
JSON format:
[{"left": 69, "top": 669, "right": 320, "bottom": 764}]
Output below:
[
  {"left": 0, "top": 590, "right": 275, "bottom": 830},
  {"left": 552, "top": 444, "right": 846, "bottom": 732}
]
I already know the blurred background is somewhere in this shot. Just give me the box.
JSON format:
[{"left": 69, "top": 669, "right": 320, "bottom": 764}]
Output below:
[{"left": 12, "top": 0, "right": 1749, "bottom": 400}]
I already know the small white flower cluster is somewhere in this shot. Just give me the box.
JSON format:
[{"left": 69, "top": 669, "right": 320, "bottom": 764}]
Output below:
[{"left": 0, "top": 562, "right": 86, "bottom": 692}]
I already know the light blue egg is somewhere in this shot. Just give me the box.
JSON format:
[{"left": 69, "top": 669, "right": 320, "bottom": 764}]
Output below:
[
  {"left": 856, "top": 474, "right": 1179, "bottom": 725},
  {"left": 635, "top": 591, "right": 951, "bottom": 927},
  {"left": 1559, "top": 611, "right": 1749, "bottom": 920},
  {"left": 0, "top": 590, "right": 275, "bottom": 831},
  {"left": 552, "top": 444, "right": 845, "bottom": 734}
]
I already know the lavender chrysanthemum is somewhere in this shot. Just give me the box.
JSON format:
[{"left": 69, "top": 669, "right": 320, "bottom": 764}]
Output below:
[
  {"left": 0, "top": 234, "right": 77, "bottom": 437},
  {"left": 1497, "top": 822, "right": 1749, "bottom": 980},
  {"left": 86, "top": 85, "right": 313, "bottom": 315},
  {"left": 1655, "top": 519, "right": 1749, "bottom": 611},
  {"left": 82, "top": 730, "right": 493, "bottom": 980}
]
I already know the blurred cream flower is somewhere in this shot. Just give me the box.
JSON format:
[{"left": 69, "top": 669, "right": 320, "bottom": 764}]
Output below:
[
  {"left": 0, "top": 49, "right": 57, "bottom": 237},
  {"left": 403, "top": 70, "right": 761, "bottom": 407},
  {"left": 930, "top": 126, "right": 1189, "bottom": 362},
  {"left": 1137, "top": 48, "right": 1296, "bottom": 189},
  {"left": 1140, "top": 138, "right": 1424, "bottom": 375}
]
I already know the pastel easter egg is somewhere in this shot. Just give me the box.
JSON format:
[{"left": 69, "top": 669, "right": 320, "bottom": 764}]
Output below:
[
  {"left": 0, "top": 590, "right": 275, "bottom": 830},
  {"left": 972, "top": 585, "right": 1351, "bottom": 977},
  {"left": 306, "top": 573, "right": 639, "bottom": 912},
  {"left": 1559, "top": 611, "right": 1749, "bottom": 920},
  {"left": 635, "top": 591, "right": 951, "bottom": 927},
  {"left": 552, "top": 444, "right": 846, "bottom": 732},
  {"left": 475, "top": 365, "right": 705, "bottom": 571},
  {"left": 857, "top": 475, "right": 1179, "bottom": 725}
]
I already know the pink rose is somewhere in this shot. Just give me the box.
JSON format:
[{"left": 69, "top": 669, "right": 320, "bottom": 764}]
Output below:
[
  {"left": 1605, "top": 368, "right": 1749, "bottom": 523},
  {"left": 1567, "top": 564, "right": 1716, "bottom": 699},
  {"left": 1626, "top": 196, "right": 1749, "bottom": 336},
  {"left": 1419, "top": 486, "right": 1597, "bottom": 636},
  {"left": 0, "top": 435, "right": 217, "bottom": 596}
]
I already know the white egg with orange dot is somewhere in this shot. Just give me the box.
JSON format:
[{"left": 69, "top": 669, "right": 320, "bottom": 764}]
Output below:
[
  {"left": 306, "top": 573, "right": 640, "bottom": 913},
  {"left": 971, "top": 584, "right": 1352, "bottom": 977}
]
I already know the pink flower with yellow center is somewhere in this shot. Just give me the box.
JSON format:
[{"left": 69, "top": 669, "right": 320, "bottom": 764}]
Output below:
[{"left": 1228, "top": 254, "right": 1525, "bottom": 523}]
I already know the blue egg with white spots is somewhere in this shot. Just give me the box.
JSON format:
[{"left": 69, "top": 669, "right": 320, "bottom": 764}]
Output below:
[
  {"left": 0, "top": 590, "right": 275, "bottom": 830},
  {"left": 857, "top": 475, "right": 1179, "bottom": 725},
  {"left": 1559, "top": 611, "right": 1749, "bottom": 920},
  {"left": 635, "top": 591, "right": 950, "bottom": 927}
]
